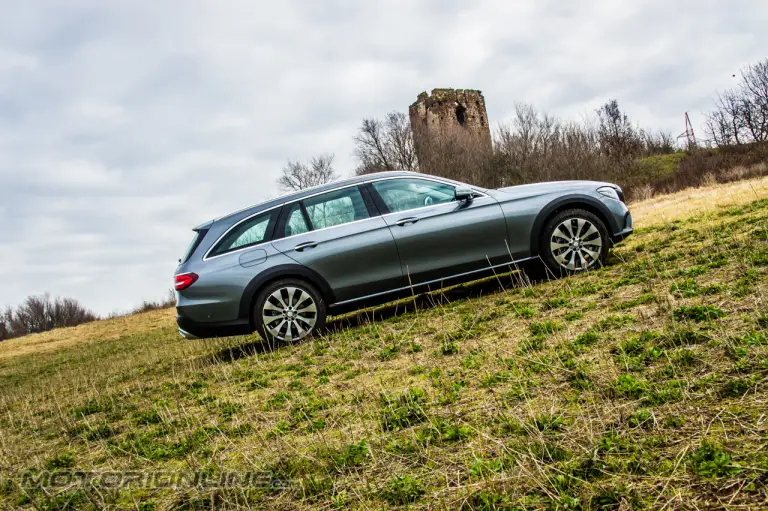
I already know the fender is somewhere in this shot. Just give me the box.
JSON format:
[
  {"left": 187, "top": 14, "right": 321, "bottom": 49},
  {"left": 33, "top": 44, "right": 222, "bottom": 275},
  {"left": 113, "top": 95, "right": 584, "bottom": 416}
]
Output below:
[
  {"left": 237, "top": 264, "right": 336, "bottom": 322},
  {"left": 528, "top": 194, "right": 619, "bottom": 256}
]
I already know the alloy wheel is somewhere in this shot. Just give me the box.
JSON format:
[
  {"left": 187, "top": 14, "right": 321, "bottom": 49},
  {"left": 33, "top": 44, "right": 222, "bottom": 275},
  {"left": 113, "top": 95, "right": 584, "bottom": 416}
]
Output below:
[
  {"left": 261, "top": 286, "right": 317, "bottom": 341},
  {"left": 549, "top": 217, "right": 603, "bottom": 271}
]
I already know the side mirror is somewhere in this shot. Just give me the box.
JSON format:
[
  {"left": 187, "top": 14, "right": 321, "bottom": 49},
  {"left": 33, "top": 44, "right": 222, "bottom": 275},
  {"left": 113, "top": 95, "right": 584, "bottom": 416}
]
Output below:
[{"left": 455, "top": 187, "right": 474, "bottom": 201}]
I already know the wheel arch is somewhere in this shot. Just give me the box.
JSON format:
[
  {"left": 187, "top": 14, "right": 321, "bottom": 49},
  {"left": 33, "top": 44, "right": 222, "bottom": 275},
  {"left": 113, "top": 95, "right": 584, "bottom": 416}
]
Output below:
[
  {"left": 238, "top": 265, "right": 335, "bottom": 326},
  {"left": 529, "top": 194, "right": 618, "bottom": 257}
]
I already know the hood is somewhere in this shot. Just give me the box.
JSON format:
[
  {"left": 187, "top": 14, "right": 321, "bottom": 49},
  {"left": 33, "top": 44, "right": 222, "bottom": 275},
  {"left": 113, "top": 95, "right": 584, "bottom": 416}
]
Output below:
[{"left": 492, "top": 180, "right": 615, "bottom": 198}]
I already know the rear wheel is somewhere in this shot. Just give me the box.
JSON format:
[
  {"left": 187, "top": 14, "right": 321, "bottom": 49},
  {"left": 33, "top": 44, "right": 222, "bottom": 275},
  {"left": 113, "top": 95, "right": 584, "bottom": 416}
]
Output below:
[
  {"left": 528, "top": 208, "right": 609, "bottom": 281},
  {"left": 253, "top": 279, "right": 326, "bottom": 342}
]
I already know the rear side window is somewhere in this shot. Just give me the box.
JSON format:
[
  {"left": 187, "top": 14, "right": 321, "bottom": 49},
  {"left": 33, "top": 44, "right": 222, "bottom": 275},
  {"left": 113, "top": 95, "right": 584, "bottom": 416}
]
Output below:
[
  {"left": 303, "top": 186, "right": 369, "bottom": 230},
  {"left": 181, "top": 229, "right": 208, "bottom": 263},
  {"left": 210, "top": 212, "right": 273, "bottom": 256}
]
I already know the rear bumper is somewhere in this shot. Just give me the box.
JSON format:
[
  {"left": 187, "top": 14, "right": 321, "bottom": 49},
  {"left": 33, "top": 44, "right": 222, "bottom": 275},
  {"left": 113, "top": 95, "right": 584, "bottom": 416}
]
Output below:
[{"left": 176, "top": 315, "right": 252, "bottom": 339}]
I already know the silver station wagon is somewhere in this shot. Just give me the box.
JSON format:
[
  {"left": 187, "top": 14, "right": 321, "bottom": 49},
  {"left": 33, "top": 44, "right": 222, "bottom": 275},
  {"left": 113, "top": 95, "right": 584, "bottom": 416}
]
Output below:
[{"left": 175, "top": 171, "right": 632, "bottom": 341}]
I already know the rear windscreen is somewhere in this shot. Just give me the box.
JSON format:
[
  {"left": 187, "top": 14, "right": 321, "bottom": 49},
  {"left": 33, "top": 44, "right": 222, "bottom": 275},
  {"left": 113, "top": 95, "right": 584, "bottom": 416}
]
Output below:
[{"left": 181, "top": 229, "right": 208, "bottom": 263}]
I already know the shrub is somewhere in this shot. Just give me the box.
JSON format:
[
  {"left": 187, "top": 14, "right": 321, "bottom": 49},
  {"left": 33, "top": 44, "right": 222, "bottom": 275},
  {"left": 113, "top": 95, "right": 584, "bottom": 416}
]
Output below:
[
  {"left": 1, "top": 294, "right": 97, "bottom": 340},
  {"left": 131, "top": 289, "right": 177, "bottom": 314},
  {"left": 326, "top": 440, "right": 370, "bottom": 471},
  {"left": 613, "top": 374, "right": 646, "bottom": 399},
  {"left": 573, "top": 330, "right": 600, "bottom": 346},
  {"left": 628, "top": 409, "right": 654, "bottom": 429},
  {"left": 673, "top": 305, "right": 725, "bottom": 322},
  {"left": 689, "top": 441, "right": 741, "bottom": 478},
  {"left": 380, "top": 388, "right": 428, "bottom": 431},
  {"left": 720, "top": 378, "right": 753, "bottom": 397},
  {"left": 529, "top": 321, "right": 563, "bottom": 337},
  {"left": 440, "top": 340, "right": 460, "bottom": 355},
  {"left": 383, "top": 475, "right": 424, "bottom": 505}
]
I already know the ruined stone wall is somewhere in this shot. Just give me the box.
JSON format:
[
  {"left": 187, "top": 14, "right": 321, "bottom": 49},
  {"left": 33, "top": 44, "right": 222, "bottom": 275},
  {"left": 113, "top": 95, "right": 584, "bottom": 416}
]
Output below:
[{"left": 408, "top": 89, "right": 493, "bottom": 176}]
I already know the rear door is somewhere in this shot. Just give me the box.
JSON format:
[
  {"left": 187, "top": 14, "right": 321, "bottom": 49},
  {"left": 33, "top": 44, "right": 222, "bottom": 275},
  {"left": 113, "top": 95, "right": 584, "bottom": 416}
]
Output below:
[
  {"left": 367, "top": 177, "right": 509, "bottom": 284},
  {"left": 271, "top": 185, "right": 404, "bottom": 303}
]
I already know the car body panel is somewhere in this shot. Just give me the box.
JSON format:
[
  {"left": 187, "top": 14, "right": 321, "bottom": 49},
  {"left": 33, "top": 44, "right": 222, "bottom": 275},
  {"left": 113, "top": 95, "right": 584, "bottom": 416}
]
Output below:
[
  {"left": 238, "top": 248, "right": 268, "bottom": 268},
  {"left": 379, "top": 195, "right": 509, "bottom": 283},
  {"left": 271, "top": 215, "right": 403, "bottom": 302},
  {"left": 176, "top": 242, "right": 288, "bottom": 323},
  {"left": 175, "top": 172, "right": 632, "bottom": 338}
]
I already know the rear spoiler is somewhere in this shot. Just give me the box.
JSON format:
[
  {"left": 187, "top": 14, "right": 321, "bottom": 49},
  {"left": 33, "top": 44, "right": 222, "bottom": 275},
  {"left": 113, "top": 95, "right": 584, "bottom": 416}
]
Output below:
[{"left": 192, "top": 219, "right": 214, "bottom": 231}]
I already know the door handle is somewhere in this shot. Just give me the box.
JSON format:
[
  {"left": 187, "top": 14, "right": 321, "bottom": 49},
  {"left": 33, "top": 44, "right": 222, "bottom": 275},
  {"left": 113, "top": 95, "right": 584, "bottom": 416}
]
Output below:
[
  {"left": 395, "top": 217, "right": 419, "bottom": 226},
  {"left": 294, "top": 241, "right": 318, "bottom": 252}
]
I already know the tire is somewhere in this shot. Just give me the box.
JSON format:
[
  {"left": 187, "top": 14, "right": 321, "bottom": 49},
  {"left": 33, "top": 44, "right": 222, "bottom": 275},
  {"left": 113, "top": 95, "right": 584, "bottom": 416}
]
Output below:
[
  {"left": 534, "top": 208, "right": 610, "bottom": 280},
  {"left": 253, "top": 278, "right": 327, "bottom": 343}
]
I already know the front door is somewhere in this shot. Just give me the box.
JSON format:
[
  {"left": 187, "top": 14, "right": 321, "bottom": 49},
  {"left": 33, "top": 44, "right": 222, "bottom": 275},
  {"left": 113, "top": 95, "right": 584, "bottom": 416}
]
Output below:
[
  {"left": 367, "top": 177, "right": 509, "bottom": 285},
  {"left": 271, "top": 185, "right": 403, "bottom": 303}
]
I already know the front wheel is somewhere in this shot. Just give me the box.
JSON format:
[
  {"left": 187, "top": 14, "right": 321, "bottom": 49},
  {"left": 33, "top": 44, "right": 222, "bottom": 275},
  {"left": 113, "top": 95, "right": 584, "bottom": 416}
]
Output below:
[
  {"left": 531, "top": 208, "right": 610, "bottom": 281},
  {"left": 253, "top": 279, "right": 326, "bottom": 342}
]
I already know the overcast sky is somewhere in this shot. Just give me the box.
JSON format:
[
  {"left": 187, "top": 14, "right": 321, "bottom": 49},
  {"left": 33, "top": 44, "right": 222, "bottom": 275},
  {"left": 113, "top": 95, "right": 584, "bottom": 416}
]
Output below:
[{"left": 0, "top": 0, "right": 765, "bottom": 315}]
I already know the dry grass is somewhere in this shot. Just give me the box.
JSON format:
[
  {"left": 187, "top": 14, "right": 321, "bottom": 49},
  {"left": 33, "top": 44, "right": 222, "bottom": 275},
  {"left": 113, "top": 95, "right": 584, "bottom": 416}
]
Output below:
[
  {"left": 0, "top": 179, "right": 766, "bottom": 510},
  {"left": 631, "top": 174, "right": 768, "bottom": 227},
  {"left": 0, "top": 308, "right": 174, "bottom": 360}
]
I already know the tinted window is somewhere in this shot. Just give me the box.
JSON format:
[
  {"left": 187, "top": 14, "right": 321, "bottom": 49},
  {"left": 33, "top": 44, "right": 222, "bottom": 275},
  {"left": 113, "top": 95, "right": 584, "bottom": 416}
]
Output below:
[
  {"left": 181, "top": 229, "right": 208, "bottom": 263},
  {"left": 210, "top": 213, "right": 272, "bottom": 256},
  {"left": 372, "top": 178, "right": 456, "bottom": 213},
  {"left": 303, "top": 186, "right": 369, "bottom": 230},
  {"left": 284, "top": 203, "right": 310, "bottom": 237}
]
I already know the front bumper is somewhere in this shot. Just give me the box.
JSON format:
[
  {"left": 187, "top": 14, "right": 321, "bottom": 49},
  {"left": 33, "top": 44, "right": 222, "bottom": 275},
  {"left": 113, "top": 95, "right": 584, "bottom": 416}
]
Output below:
[
  {"left": 611, "top": 212, "right": 633, "bottom": 243},
  {"left": 179, "top": 328, "right": 199, "bottom": 340}
]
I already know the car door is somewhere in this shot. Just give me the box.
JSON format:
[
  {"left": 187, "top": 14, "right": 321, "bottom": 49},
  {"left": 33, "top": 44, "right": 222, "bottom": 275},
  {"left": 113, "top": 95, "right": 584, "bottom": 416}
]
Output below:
[
  {"left": 367, "top": 177, "right": 509, "bottom": 285},
  {"left": 270, "top": 185, "right": 404, "bottom": 303}
]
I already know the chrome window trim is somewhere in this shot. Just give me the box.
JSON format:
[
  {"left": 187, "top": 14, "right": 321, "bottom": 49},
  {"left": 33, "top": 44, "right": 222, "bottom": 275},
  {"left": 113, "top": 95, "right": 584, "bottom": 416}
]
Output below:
[
  {"left": 203, "top": 207, "right": 281, "bottom": 261},
  {"left": 202, "top": 176, "right": 489, "bottom": 262},
  {"left": 269, "top": 215, "right": 382, "bottom": 246},
  {"left": 367, "top": 175, "right": 488, "bottom": 201},
  {"left": 203, "top": 182, "right": 369, "bottom": 261}
]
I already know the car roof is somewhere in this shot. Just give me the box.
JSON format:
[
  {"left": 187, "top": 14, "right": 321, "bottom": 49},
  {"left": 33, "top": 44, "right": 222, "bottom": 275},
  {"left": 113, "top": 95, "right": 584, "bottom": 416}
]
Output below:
[{"left": 210, "top": 171, "right": 432, "bottom": 225}]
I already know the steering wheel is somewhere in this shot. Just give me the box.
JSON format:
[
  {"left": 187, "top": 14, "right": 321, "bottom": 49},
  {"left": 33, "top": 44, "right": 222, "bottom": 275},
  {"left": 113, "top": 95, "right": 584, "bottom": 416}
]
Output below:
[{"left": 424, "top": 196, "right": 433, "bottom": 207}]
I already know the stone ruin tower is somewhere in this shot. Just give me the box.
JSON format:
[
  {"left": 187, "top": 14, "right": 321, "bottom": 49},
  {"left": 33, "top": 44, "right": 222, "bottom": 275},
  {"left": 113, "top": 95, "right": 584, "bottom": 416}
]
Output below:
[{"left": 408, "top": 89, "right": 493, "bottom": 174}]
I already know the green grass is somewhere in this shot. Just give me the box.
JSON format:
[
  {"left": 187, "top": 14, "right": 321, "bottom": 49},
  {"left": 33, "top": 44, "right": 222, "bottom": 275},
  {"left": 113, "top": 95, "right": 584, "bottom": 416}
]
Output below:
[
  {"left": 633, "top": 152, "right": 688, "bottom": 182},
  {"left": 0, "top": 194, "right": 767, "bottom": 509}
]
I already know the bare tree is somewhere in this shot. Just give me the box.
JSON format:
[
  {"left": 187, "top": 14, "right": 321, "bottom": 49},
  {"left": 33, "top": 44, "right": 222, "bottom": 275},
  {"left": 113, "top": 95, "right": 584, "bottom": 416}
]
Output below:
[
  {"left": 596, "top": 99, "right": 644, "bottom": 159},
  {"left": 1, "top": 294, "right": 97, "bottom": 340},
  {"left": 353, "top": 112, "right": 418, "bottom": 174},
  {"left": 740, "top": 59, "right": 768, "bottom": 142},
  {"left": 276, "top": 154, "right": 338, "bottom": 192},
  {"left": 0, "top": 311, "right": 8, "bottom": 341},
  {"left": 705, "top": 58, "right": 768, "bottom": 146},
  {"left": 705, "top": 90, "right": 747, "bottom": 146}
]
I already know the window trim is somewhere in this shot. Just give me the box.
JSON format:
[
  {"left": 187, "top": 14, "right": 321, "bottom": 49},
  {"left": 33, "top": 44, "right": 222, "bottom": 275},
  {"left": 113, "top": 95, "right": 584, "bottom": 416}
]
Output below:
[
  {"left": 279, "top": 201, "right": 312, "bottom": 239},
  {"left": 204, "top": 208, "right": 280, "bottom": 260},
  {"left": 366, "top": 176, "right": 488, "bottom": 215},
  {"left": 202, "top": 176, "right": 487, "bottom": 261}
]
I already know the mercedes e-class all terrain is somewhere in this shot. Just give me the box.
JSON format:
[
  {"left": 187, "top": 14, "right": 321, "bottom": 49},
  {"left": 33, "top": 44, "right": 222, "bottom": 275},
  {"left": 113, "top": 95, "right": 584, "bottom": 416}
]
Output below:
[{"left": 175, "top": 171, "right": 632, "bottom": 341}]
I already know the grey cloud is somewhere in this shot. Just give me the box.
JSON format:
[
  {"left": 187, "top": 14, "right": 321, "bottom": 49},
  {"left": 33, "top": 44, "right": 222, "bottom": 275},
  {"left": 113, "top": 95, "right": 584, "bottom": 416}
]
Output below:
[{"left": 0, "top": 0, "right": 766, "bottom": 314}]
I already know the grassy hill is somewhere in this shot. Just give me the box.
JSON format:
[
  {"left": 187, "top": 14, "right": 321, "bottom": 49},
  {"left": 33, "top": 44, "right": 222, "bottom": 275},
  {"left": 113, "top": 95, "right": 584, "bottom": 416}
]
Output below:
[{"left": 1, "top": 178, "right": 767, "bottom": 510}]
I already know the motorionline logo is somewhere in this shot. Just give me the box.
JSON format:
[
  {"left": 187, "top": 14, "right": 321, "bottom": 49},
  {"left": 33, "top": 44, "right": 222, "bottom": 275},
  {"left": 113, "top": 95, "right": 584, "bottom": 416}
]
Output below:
[{"left": 18, "top": 470, "right": 288, "bottom": 489}]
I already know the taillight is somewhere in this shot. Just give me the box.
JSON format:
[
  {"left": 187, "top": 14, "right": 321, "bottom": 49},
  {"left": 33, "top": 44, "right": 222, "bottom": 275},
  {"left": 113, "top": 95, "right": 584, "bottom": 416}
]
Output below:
[{"left": 174, "top": 272, "right": 198, "bottom": 291}]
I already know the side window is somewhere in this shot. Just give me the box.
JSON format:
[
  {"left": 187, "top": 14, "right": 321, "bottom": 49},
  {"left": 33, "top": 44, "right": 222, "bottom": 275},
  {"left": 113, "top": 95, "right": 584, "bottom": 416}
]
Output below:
[
  {"left": 372, "top": 178, "right": 456, "bottom": 214},
  {"left": 284, "top": 203, "right": 310, "bottom": 237},
  {"left": 210, "top": 212, "right": 273, "bottom": 256},
  {"left": 303, "top": 186, "right": 370, "bottom": 230}
]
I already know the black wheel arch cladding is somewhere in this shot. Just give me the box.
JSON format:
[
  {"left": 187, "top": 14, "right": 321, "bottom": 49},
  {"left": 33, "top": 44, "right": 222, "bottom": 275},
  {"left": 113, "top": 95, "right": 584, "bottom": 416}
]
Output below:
[
  {"left": 238, "top": 264, "right": 335, "bottom": 323},
  {"left": 529, "top": 194, "right": 617, "bottom": 257}
]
